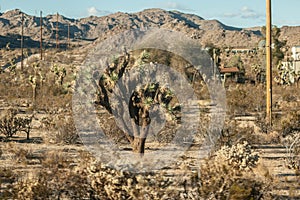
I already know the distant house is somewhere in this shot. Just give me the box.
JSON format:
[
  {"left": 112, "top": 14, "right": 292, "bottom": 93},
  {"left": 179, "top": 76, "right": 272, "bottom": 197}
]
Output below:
[
  {"left": 219, "top": 67, "right": 240, "bottom": 74},
  {"left": 219, "top": 66, "right": 244, "bottom": 84},
  {"left": 225, "top": 47, "right": 257, "bottom": 54}
]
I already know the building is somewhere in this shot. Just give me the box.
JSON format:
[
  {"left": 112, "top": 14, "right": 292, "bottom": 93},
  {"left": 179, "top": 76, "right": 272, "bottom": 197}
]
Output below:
[
  {"left": 219, "top": 66, "right": 244, "bottom": 85},
  {"left": 292, "top": 46, "right": 300, "bottom": 61},
  {"left": 278, "top": 46, "right": 300, "bottom": 85}
]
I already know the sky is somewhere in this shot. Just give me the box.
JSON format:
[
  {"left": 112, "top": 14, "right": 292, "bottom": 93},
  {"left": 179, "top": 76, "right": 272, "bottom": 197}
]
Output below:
[{"left": 0, "top": 0, "right": 299, "bottom": 28}]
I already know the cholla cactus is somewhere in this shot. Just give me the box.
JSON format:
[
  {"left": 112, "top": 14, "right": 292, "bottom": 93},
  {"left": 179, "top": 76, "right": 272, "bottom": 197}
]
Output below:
[{"left": 216, "top": 141, "right": 259, "bottom": 170}]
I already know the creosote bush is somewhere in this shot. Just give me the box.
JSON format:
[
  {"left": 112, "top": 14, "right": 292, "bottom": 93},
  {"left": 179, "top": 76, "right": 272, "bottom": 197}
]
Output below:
[
  {"left": 0, "top": 167, "right": 18, "bottom": 199},
  {"left": 280, "top": 111, "right": 300, "bottom": 136},
  {"left": 199, "top": 152, "right": 268, "bottom": 199},
  {"left": 13, "top": 151, "right": 92, "bottom": 199},
  {"left": 55, "top": 117, "right": 80, "bottom": 145}
]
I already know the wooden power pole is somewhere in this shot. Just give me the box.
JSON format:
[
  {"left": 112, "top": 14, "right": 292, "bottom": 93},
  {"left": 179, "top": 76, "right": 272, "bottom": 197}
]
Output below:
[
  {"left": 56, "top": 12, "right": 59, "bottom": 49},
  {"left": 40, "top": 11, "right": 43, "bottom": 60},
  {"left": 21, "top": 12, "right": 24, "bottom": 71},
  {"left": 67, "top": 23, "right": 70, "bottom": 49},
  {"left": 266, "top": 0, "right": 272, "bottom": 125}
]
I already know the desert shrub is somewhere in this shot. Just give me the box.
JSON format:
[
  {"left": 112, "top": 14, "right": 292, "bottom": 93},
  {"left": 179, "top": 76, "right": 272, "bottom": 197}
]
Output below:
[
  {"left": 226, "top": 85, "right": 265, "bottom": 115},
  {"left": 14, "top": 152, "right": 92, "bottom": 199},
  {"left": 55, "top": 117, "right": 80, "bottom": 145},
  {"left": 10, "top": 147, "right": 34, "bottom": 164},
  {"left": 221, "top": 120, "right": 258, "bottom": 145},
  {"left": 282, "top": 92, "right": 297, "bottom": 102},
  {"left": 199, "top": 154, "right": 266, "bottom": 199},
  {"left": 280, "top": 111, "right": 300, "bottom": 136},
  {"left": 15, "top": 168, "right": 92, "bottom": 200},
  {"left": 44, "top": 114, "right": 80, "bottom": 145},
  {"left": 88, "top": 162, "right": 198, "bottom": 200},
  {"left": 0, "top": 167, "right": 18, "bottom": 199}
]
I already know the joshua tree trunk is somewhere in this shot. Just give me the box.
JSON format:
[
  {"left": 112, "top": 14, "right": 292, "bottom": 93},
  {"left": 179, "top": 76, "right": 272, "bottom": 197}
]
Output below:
[
  {"left": 132, "top": 137, "right": 146, "bottom": 154},
  {"left": 32, "top": 85, "right": 36, "bottom": 108},
  {"left": 26, "top": 130, "right": 30, "bottom": 140}
]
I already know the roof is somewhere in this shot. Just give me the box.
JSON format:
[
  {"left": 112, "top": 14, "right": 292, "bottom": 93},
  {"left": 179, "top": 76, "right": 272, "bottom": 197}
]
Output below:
[{"left": 219, "top": 67, "right": 240, "bottom": 73}]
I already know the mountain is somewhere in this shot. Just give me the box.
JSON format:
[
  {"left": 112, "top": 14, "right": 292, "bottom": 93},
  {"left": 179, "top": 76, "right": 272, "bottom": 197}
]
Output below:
[{"left": 0, "top": 8, "right": 299, "bottom": 49}]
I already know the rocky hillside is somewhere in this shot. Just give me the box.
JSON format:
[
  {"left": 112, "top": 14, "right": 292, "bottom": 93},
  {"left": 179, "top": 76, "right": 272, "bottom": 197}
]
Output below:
[
  {"left": 279, "top": 26, "right": 300, "bottom": 46},
  {"left": 0, "top": 8, "right": 299, "bottom": 49}
]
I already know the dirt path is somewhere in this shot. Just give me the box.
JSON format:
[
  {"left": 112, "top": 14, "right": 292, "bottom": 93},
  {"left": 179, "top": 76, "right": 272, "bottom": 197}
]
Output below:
[{"left": 254, "top": 144, "right": 300, "bottom": 199}]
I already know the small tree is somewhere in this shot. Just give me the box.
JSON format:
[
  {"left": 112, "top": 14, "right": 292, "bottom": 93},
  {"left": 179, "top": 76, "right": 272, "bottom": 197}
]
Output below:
[
  {"left": 0, "top": 109, "right": 33, "bottom": 139},
  {"left": 20, "top": 116, "right": 33, "bottom": 140},
  {"left": 0, "top": 109, "right": 22, "bottom": 138}
]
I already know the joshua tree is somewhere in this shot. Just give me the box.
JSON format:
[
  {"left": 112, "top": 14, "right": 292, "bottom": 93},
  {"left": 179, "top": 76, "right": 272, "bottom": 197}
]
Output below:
[
  {"left": 51, "top": 64, "right": 67, "bottom": 86},
  {"left": 96, "top": 50, "right": 180, "bottom": 154},
  {"left": 251, "top": 64, "right": 266, "bottom": 84},
  {"left": 29, "top": 75, "right": 37, "bottom": 107},
  {"left": 125, "top": 83, "right": 179, "bottom": 153}
]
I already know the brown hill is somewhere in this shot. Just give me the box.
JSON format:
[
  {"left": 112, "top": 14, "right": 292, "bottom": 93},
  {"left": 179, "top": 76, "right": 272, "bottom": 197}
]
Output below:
[{"left": 0, "top": 8, "right": 299, "bottom": 49}]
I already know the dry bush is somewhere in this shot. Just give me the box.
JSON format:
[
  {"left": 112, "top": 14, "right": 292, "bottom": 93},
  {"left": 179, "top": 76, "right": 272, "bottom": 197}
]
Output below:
[
  {"left": 280, "top": 111, "right": 300, "bottom": 136},
  {"left": 88, "top": 162, "right": 198, "bottom": 200},
  {"left": 10, "top": 147, "right": 34, "bottom": 164},
  {"left": 226, "top": 85, "right": 265, "bottom": 115},
  {"left": 41, "top": 114, "right": 80, "bottom": 145},
  {"left": 0, "top": 167, "right": 18, "bottom": 199},
  {"left": 199, "top": 155, "right": 269, "bottom": 199},
  {"left": 13, "top": 151, "right": 92, "bottom": 199},
  {"left": 221, "top": 120, "right": 256, "bottom": 145},
  {"left": 54, "top": 117, "right": 80, "bottom": 145}
]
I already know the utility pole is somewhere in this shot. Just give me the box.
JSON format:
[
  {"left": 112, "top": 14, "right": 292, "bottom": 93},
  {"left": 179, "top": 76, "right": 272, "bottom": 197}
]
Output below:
[
  {"left": 67, "top": 23, "right": 70, "bottom": 49},
  {"left": 40, "top": 11, "right": 43, "bottom": 60},
  {"left": 56, "top": 12, "right": 59, "bottom": 49},
  {"left": 213, "top": 49, "right": 216, "bottom": 78},
  {"left": 21, "top": 12, "right": 24, "bottom": 71},
  {"left": 266, "top": 0, "right": 272, "bottom": 125}
]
